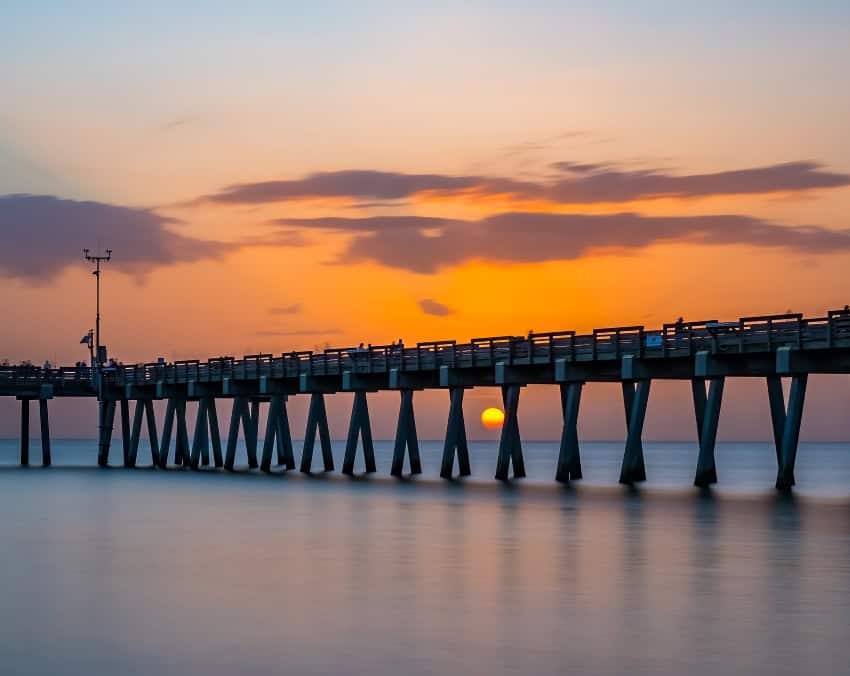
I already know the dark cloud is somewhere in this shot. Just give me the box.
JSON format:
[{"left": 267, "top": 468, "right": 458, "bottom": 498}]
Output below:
[
  {"left": 0, "top": 194, "right": 225, "bottom": 281},
  {"left": 204, "top": 170, "right": 483, "bottom": 205},
  {"left": 273, "top": 211, "right": 850, "bottom": 274},
  {"left": 551, "top": 161, "right": 610, "bottom": 174},
  {"left": 201, "top": 162, "right": 850, "bottom": 206},
  {"left": 419, "top": 298, "right": 452, "bottom": 317},
  {"left": 269, "top": 304, "right": 302, "bottom": 315},
  {"left": 544, "top": 161, "right": 850, "bottom": 203}
]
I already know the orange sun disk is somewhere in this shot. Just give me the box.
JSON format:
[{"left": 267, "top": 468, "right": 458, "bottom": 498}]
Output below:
[{"left": 480, "top": 407, "right": 505, "bottom": 430}]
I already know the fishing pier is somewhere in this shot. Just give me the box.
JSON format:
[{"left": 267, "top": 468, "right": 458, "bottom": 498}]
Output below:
[{"left": 3, "top": 309, "right": 850, "bottom": 490}]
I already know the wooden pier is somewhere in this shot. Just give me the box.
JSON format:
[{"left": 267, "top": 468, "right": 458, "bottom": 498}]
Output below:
[{"left": 3, "top": 309, "right": 850, "bottom": 490}]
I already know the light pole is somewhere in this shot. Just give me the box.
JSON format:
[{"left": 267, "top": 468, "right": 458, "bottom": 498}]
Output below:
[{"left": 83, "top": 248, "right": 112, "bottom": 370}]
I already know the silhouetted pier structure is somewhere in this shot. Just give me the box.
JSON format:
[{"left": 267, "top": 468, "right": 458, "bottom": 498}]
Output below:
[{"left": 3, "top": 309, "right": 850, "bottom": 490}]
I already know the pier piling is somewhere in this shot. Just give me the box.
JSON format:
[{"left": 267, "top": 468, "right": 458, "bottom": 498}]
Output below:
[
  {"left": 97, "top": 400, "right": 116, "bottom": 467},
  {"left": 391, "top": 389, "right": 422, "bottom": 477},
  {"left": 20, "top": 398, "right": 29, "bottom": 466},
  {"left": 301, "top": 393, "right": 334, "bottom": 473},
  {"left": 776, "top": 375, "right": 808, "bottom": 490},
  {"left": 260, "top": 395, "right": 295, "bottom": 472},
  {"left": 694, "top": 378, "right": 725, "bottom": 487},
  {"left": 120, "top": 399, "right": 131, "bottom": 467},
  {"left": 158, "top": 399, "right": 176, "bottom": 468},
  {"left": 440, "top": 387, "right": 471, "bottom": 479},
  {"left": 495, "top": 384, "right": 525, "bottom": 481},
  {"left": 556, "top": 382, "right": 583, "bottom": 482},
  {"left": 342, "top": 391, "right": 376, "bottom": 475},
  {"left": 225, "top": 397, "right": 257, "bottom": 470},
  {"left": 38, "top": 398, "right": 51, "bottom": 467},
  {"left": 619, "top": 380, "right": 650, "bottom": 484}
]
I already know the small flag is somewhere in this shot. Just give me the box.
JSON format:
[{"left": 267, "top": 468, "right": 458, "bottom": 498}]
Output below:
[{"left": 80, "top": 334, "right": 91, "bottom": 344}]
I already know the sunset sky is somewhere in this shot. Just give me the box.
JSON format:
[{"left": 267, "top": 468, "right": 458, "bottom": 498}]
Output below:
[{"left": 2, "top": 1, "right": 850, "bottom": 442}]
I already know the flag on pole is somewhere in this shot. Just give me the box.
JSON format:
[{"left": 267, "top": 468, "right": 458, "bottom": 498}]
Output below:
[{"left": 80, "top": 334, "right": 91, "bottom": 344}]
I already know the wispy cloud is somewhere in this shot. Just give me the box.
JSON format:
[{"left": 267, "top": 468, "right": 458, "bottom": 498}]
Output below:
[
  {"left": 419, "top": 298, "right": 452, "bottom": 317},
  {"left": 160, "top": 114, "right": 200, "bottom": 131},
  {"left": 269, "top": 303, "right": 302, "bottom": 315},
  {"left": 0, "top": 194, "right": 226, "bottom": 281},
  {"left": 273, "top": 211, "right": 850, "bottom": 274},
  {"left": 198, "top": 161, "right": 850, "bottom": 207}
]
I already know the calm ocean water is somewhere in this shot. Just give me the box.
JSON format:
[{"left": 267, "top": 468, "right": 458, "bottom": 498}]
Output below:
[{"left": 1, "top": 439, "right": 849, "bottom": 675}]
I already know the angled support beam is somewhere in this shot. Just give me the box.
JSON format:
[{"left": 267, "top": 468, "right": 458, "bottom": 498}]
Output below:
[
  {"left": 158, "top": 399, "right": 176, "bottom": 468},
  {"left": 224, "top": 398, "right": 241, "bottom": 470},
  {"left": 143, "top": 400, "right": 161, "bottom": 467},
  {"left": 301, "top": 393, "right": 334, "bottom": 473},
  {"left": 206, "top": 398, "right": 223, "bottom": 468},
  {"left": 120, "top": 399, "right": 131, "bottom": 467},
  {"left": 694, "top": 377, "right": 725, "bottom": 487},
  {"left": 97, "top": 400, "right": 116, "bottom": 467},
  {"left": 495, "top": 384, "right": 526, "bottom": 481},
  {"left": 225, "top": 397, "right": 257, "bottom": 470},
  {"left": 249, "top": 400, "right": 260, "bottom": 467},
  {"left": 766, "top": 375, "right": 786, "bottom": 468},
  {"left": 342, "top": 391, "right": 376, "bottom": 475},
  {"left": 128, "top": 400, "right": 145, "bottom": 468},
  {"left": 776, "top": 374, "right": 808, "bottom": 491},
  {"left": 261, "top": 395, "right": 295, "bottom": 472},
  {"left": 440, "top": 387, "right": 471, "bottom": 479},
  {"left": 174, "top": 398, "right": 190, "bottom": 468},
  {"left": 391, "top": 389, "right": 422, "bottom": 477},
  {"left": 198, "top": 402, "right": 211, "bottom": 467},
  {"left": 619, "top": 380, "right": 650, "bottom": 485},
  {"left": 20, "top": 398, "right": 29, "bottom": 466},
  {"left": 128, "top": 399, "right": 162, "bottom": 468},
  {"left": 556, "top": 382, "right": 583, "bottom": 483},
  {"left": 692, "top": 379, "right": 706, "bottom": 443},
  {"left": 190, "top": 398, "right": 210, "bottom": 470},
  {"left": 39, "top": 398, "right": 51, "bottom": 467},
  {"left": 276, "top": 396, "right": 295, "bottom": 469},
  {"left": 260, "top": 397, "right": 277, "bottom": 472}
]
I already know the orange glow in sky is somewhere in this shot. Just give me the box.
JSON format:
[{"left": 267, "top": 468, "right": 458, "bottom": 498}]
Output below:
[{"left": 2, "top": 3, "right": 850, "bottom": 440}]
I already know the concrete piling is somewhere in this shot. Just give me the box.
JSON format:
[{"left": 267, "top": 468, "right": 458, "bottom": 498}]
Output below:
[{"left": 440, "top": 387, "right": 471, "bottom": 479}]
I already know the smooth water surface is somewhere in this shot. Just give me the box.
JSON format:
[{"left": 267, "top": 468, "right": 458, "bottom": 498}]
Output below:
[{"left": 1, "top": 439, "right": 849, "bottom": 675}]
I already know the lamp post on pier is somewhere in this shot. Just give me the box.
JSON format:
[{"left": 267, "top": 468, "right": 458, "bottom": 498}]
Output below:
[
  {"left": 83, "top": 248, "right": 111, "bottom": 371},
  {"left": 84, "top": 248, "right": 111, "bottom": 405}
]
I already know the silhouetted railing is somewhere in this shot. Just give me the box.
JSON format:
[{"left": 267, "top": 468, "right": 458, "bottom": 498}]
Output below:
[{"left": 2, "top": 308, "right": 850, "bottom": 390}]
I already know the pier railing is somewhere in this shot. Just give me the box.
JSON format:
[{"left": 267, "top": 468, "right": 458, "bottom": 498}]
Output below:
[{"left": 3, "top": 308, "right": 849, "bottom": 390}]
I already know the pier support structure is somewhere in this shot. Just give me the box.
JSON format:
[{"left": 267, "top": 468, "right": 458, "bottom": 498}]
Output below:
[
  {"left": 190, "top": 397, "right": 223, "bottom": 470},
  {"left": 342, "top": 391, "right": 376, "bottom": 475},
  {"left": 495, "top": 384, "right": 526, "bottom": 481},
  {"left": 391, "top": 389, "right": 422, "bottom": 477},
  {"left": 693, "top": 378, "right": 725, "bottom": 487},
  {"left": 440, "top": 387, "right": 471, "bottom": 479},
  {"left": 300, "top": 393, "right": 334, "bottom": 473},
  {"left": 224, "top": 397, "right": 259, "bottom": 470},
  {"left": 19, "top": 397, "right": 29, "bottom": 466},
  {"left": 772, "top": 375, "right": 808, "bottom": 490},
  {"left": 159, "top": 398, "right": 191, "bottom": 468},
  {"left": 97, "top": 399, "right": 116, "bottom": 467},
  {"left": 556, "top": 382, "right": 583, "bottom": 483},
  {"left": 260, "top": 395, "right": 295, "bottom": 472},
  {"left": 120, "top": 399, "right": 131, "bottom": 467},
  {"left": 619, "top": 380, "right": 650, "bottom": 485},
  {"left": 123, "top": 399, "right": 162, "bottom": 468},
  {"left": 18, "top": 395, "right": 51, "bottom": 467}
]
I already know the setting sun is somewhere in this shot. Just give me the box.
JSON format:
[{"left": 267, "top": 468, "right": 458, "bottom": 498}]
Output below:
[{"left": 480, "top": 407, "right": 505, "bottom": 430}]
